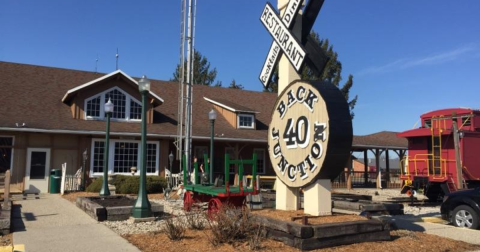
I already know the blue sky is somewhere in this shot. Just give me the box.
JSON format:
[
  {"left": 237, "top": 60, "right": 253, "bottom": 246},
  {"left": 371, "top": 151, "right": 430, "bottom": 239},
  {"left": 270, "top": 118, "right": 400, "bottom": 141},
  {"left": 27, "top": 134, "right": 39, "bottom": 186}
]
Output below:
[{"left": 1, "top": 1, "right": 479, "bottom": 136}]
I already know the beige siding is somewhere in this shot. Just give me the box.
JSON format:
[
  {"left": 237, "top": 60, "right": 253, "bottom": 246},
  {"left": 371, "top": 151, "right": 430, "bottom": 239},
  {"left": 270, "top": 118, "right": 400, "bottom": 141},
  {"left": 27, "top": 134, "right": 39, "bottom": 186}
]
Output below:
[{"left": 213, "top": 104, "right": 237, "bottom": 128}]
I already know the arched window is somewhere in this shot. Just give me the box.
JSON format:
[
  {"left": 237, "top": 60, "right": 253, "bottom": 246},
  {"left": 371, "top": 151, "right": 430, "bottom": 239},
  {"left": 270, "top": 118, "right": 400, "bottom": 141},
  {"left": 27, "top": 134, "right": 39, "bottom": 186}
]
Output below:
[{"left": 84, "top": 87, "right": 142, "bottom": 121}]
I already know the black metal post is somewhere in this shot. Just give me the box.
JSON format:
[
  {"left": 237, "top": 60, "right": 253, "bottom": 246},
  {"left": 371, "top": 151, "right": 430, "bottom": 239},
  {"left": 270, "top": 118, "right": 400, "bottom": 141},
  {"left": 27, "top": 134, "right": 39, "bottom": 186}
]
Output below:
[
  {"left": 209, "top": 119, "right": 215, "bottom": 184},
  {"left": 132, "top": 90, "right": 152, "bottom": 218},
  {"left": 99, "top": 112, "right": 111, "bottom": 196}
]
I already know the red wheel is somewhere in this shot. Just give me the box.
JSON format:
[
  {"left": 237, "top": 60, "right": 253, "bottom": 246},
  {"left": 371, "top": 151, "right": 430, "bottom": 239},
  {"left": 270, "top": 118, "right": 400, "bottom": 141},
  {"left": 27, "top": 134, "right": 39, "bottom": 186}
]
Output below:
[
  {"left": 184, "top": 191, "right": 193, "bottom": 212},
  {"left": 208, "top": 198, "right": 222, "bottom": 218}
]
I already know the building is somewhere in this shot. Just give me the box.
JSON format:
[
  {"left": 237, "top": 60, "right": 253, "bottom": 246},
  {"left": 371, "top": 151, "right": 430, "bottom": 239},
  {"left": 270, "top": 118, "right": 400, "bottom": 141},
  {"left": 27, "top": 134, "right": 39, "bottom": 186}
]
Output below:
[{"left": 0, "top": 61, "right": 408, "bottom": 193}]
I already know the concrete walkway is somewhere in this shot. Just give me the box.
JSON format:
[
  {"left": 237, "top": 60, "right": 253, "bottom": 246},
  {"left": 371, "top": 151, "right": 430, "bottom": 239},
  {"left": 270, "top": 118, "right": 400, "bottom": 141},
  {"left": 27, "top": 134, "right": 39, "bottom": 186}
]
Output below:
[
  {"left": 390, "top": 215, "right": 480, "bottom": 246},
  {"left": 12, "top": 194, "right": 140, "bottom": 252}
]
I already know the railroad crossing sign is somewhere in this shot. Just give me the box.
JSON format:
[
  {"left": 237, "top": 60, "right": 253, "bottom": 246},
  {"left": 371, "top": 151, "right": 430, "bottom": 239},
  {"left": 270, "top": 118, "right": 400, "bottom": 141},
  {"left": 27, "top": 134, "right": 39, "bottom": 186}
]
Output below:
[{"left": 259, "top": 0, "right": 329, "bottom": 88}]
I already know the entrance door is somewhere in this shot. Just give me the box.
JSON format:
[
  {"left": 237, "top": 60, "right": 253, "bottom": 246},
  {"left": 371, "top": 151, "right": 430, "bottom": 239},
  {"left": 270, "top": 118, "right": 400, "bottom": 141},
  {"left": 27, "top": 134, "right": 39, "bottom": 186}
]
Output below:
[{"left": 25, "top": 148, "right": 51, "bottom": 193}]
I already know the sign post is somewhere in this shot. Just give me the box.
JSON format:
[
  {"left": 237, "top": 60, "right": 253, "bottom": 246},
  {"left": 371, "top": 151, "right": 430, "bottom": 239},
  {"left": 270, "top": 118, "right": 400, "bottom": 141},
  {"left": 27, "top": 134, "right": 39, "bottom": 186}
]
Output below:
[{"left": 260, "top": 0, "right": 352, "bottom": 215}]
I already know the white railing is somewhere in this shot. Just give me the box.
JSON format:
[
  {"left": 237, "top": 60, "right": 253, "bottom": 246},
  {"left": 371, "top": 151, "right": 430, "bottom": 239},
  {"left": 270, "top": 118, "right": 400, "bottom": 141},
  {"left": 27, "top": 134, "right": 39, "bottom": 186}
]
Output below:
[{"left": 165, "top": 169, "right": 182, "bottom": 190}]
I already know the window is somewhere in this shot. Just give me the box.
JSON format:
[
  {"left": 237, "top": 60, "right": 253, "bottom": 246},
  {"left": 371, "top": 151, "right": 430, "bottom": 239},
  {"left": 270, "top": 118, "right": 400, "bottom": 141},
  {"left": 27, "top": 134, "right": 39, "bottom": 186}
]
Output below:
[
  {"left": 84, "top": 87, "right": 142, "bottom": 121},
  {"left": 194, "top": 146, "right": 208, "bottom": 165},
  {"left": 237, "top": 114, "right": 255, "bottom": 129},
  {"left": 113, "top": 142, "right": 138, "bottom": 173},
  {"left": 0, "top": 136, "right": 14, "bottom": 173},
  {"left": 90, "top": 139, "right": 159, "bottom": 176},
  {"left": 424, "top": 119, "right": 431, "bottom": 128},
  {"left": 253, "top": 149, "right": 266, "bottom": 174},
  {"left": 225, "top": 147, "right": 235, "bottom": 174},
  {"left": 461, "top": 116, "right": 471, "bottom": 127}
]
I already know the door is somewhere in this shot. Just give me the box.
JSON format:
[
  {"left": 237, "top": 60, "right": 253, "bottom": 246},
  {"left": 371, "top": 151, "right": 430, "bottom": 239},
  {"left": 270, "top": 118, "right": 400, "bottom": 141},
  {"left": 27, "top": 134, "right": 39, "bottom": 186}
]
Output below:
[{"left": 25, "top": 148, "right": 51, "bottom": 193}]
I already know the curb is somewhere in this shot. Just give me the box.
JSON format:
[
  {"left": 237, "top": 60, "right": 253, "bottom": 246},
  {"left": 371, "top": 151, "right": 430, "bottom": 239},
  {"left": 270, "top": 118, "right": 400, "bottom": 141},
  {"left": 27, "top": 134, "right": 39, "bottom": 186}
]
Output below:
[{"left": 0, "top": 244, "right": 25, "bottom": 252}]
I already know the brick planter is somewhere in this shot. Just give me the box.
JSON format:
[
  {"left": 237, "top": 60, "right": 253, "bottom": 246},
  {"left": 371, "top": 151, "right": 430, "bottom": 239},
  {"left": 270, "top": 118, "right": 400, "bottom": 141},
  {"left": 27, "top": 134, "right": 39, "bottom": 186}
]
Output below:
[
  {"left": 252, "top": 215, "right": 390, "bottom": 250},
  {"left": 76, "top": 196, "right": 163, "bottom": 221}
]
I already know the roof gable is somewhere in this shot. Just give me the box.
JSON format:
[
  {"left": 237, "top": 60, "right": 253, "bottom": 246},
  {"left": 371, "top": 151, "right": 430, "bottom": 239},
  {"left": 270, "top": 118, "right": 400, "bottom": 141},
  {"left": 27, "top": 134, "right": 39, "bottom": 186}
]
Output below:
[{"left": 62, "top": 70, "right": 163, "bottom": 107}]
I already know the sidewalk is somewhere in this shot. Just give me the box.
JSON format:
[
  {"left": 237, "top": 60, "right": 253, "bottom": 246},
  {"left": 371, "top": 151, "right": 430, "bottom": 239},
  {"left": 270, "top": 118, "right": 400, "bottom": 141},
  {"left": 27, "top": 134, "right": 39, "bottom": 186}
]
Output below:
[
  {"left": 389, "top": 215, "right": 480, "bottom": 246},
  {"left": 11, "top": 194, "right": 140, "bottom": 252}
]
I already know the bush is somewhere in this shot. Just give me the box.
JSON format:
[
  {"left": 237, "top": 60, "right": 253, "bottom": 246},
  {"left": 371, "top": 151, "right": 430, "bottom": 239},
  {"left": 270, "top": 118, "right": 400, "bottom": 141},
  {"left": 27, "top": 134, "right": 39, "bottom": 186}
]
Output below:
[
  {"left": 115, "top": 175, "right": 167, "bottom": 194},
  {"left": 163, "top": 217, "right": 186, "bottom": 240},
  {"left": 86, "top": 177, "right": 102, "bottom": 192},
  {"left": 205, "top": 203, "right": 263, "bottom": 247},
  {"left": 85, "top": 175, "right": 167, "bottom": 194}
]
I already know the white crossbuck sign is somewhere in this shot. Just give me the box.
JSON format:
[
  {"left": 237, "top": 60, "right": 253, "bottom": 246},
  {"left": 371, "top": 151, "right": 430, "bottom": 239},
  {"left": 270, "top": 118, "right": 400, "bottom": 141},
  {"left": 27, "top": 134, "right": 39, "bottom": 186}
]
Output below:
[{"left": 259, "top": 0, "right": 306, "bottom": 88}]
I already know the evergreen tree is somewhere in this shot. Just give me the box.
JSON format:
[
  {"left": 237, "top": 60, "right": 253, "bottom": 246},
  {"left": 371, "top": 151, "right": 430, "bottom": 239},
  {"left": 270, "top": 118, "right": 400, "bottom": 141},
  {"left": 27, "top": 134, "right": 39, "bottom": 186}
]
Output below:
[
  {"left": 264, "top": 31, "right": 358, "bottom": 119},
  {"left": 171, "top": 50, "right": 218, "bottom": 86},
  {"left": 228, "top": 79, "right": 244, "bottom": 89}
]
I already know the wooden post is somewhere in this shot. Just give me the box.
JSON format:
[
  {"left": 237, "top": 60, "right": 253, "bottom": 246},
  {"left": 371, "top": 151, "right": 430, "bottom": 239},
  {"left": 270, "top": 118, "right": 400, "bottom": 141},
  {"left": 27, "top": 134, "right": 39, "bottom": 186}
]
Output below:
[
  {"left": 385, "top": 150, "right": 390, "bottom": 184},
  {"left": 347, "top": 171, "right": 352, "bottom": 190},
  {"left": 452, "top": 112, "right": 463, "bottom": 190},
  {"left": 3, "top": 170, "right": 10, "bottom": 210},
  {"left": 364, "top": 150, "right": 368, "bottom": 185}
]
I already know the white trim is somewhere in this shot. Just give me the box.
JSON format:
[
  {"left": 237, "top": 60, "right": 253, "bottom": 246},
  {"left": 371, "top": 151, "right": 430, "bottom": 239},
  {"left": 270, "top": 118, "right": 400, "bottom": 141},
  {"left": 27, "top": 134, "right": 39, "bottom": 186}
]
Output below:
[
  {"left": 203, "top": 97, "right": 259, "bottom": 114},
  {"left": 237, "top": 114, "right": 255, "bottom": 129},
  {"left": 90, "top": 138, "right": 160, "bottom": 177},
  {"left": 253, "top": 148, "right": 266, "bottom": 174},
  {"left": 62, "top": 70, "right": 164, "bottom": 104},
  {"left": 0, "top": 127, "right": 270, "bottom": 143},
  {"left": 83, "top": 86, "right": 142, "bottom": 122},
  {"left": 0, "top": 135, "right": 14, "bottom": 174}
]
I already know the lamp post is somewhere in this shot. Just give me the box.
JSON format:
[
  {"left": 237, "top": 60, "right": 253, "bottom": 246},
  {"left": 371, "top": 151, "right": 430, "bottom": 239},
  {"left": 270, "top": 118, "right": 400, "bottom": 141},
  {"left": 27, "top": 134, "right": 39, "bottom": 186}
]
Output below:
[
  {"left": 132, "top": 75, "right": 152, "bottom": 218},
  {"left": 208, "top": 109, "right": 217, "bottom": 184},
  {"left": 99, "top": 98, "right": 114, "bottom": 196}
]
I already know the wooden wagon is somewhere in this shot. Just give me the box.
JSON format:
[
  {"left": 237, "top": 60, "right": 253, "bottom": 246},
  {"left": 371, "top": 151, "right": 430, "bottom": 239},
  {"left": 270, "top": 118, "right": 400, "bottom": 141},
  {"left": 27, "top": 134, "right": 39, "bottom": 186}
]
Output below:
[{"left": 182, "top": 153, "right": 259, "bottom": 215}]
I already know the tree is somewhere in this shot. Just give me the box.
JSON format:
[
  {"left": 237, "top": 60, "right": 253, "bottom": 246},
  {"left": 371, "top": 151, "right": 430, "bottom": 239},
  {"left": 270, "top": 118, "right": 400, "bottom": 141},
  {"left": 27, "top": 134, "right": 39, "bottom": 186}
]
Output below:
[
  {"left": 228, "top": 79, "right": 244, "bottom": 90},
  {"left": 171, "top": 50, "right": 218, "bottom": 86},
  {"left": 263, "top": 31, "right": 358, "bottom": 119}
]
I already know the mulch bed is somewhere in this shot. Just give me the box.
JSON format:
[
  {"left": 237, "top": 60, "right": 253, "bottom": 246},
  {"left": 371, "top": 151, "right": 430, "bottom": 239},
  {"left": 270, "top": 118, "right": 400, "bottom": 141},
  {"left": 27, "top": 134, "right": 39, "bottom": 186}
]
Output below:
[{"left": 251, "top": 209, "right": 367, "bottom": 225}]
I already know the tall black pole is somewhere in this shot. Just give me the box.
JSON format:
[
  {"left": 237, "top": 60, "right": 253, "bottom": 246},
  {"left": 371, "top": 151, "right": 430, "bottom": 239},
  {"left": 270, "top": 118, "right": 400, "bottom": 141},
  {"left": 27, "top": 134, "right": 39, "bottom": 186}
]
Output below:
[
  {"left": 132, "top": 90, "right": 152, "bottom": 218},
  {"left": 209, "top": 119, "right": 215, "bottom": 184},
  {"left": 99, "top": 112, "right": 111, "bottom": 196}
]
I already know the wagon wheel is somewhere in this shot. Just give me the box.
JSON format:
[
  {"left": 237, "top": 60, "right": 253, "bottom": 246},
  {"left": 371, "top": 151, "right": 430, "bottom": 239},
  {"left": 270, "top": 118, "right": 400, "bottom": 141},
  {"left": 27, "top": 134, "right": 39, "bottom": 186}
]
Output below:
[
  {"left": 208, "top": 198, "right": 222, "bottom": 218},
  {"left": 184, "top": 191, "right": 193, "bottom": 212}
]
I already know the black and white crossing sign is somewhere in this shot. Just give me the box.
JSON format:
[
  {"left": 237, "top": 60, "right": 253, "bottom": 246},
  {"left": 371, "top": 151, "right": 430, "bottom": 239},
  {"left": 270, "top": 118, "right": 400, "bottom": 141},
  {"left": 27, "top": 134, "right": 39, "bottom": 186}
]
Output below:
[
  {"left": 259, "top": 0, "right": 305, "bottom": 87},
  {"left": 259, "top": 0, "right": 330, "bottom": 88}
]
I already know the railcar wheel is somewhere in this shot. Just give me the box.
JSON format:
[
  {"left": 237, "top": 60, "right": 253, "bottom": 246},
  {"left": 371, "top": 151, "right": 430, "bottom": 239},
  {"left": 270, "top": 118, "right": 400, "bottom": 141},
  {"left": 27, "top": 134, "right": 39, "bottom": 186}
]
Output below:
[
  {"left": 184, "top": 191, "right": 193, "bottom": 212},
  {"left": 452, "top": 205, "right": 479, "bottom": 229},
  {"left": 208, "top": 198, "right": 222, "bottom": 218}
]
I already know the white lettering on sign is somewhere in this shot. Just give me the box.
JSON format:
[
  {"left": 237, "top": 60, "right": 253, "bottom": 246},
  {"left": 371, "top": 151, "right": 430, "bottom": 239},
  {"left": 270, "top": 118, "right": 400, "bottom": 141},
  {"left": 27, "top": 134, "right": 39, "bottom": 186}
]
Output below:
[
  {"left": 260, "top": 3, "right": 306, "bottom": 73},
  {"left": 259, "top": 0, "right": 304, "bottom": 87},
  {"left": 268, "top": 81, "right": 330, "bottom": 187}
]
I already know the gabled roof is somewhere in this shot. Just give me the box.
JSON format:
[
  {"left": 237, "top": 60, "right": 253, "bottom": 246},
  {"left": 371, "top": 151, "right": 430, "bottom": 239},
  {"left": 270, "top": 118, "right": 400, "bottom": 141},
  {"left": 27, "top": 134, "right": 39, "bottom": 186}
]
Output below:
[
  {"left": 0, "top": 61, "right": 409, "bottom": 148},
  {"left": 0, "top": 61, "right": 277, "bottom": 141},
  {"left": 353, "top": 131, "right": 407, "bottom": 149},
  {"left": 61, "top": 69, "right": 164, "bottom": 107},
  {"left": 204, "top": 97, "right": 259, "bottom": 114}
]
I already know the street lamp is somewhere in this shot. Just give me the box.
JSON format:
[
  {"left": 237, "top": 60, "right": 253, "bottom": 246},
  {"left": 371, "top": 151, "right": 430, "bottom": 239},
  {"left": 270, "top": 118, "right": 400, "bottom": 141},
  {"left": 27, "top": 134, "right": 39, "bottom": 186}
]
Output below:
[
  {"left": 209, "top": 109, "right": 217, "bottom": 184},
  {"left": 99, "top": 98, "right": 114, "bottom": 196},
  {"left": 132, "top": 75, "right": 152, "bottom": 218}
]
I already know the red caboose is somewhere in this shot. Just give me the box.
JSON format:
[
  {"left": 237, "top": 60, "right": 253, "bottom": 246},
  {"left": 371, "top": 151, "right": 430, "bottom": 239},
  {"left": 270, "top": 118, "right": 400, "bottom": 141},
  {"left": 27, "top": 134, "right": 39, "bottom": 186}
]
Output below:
[{"left": 398, "top": 108, "right": 480, "bottom": 201}]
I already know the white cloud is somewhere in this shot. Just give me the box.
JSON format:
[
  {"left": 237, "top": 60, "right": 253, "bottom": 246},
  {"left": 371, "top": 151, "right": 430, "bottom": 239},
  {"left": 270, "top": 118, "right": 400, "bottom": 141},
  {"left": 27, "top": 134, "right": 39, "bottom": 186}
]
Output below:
[{"left": 357, "top": 44, "right": 477, "bottom": 76}]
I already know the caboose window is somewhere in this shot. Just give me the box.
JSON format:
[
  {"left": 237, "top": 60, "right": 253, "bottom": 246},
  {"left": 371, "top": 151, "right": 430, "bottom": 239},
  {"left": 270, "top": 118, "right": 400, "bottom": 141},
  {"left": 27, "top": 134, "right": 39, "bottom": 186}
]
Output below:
[
  {"left": 424, "top": 119, "right": 431, "bottom": 128},
  {"left": 461, "top": 116, "right": 471, "bottom": 127}
]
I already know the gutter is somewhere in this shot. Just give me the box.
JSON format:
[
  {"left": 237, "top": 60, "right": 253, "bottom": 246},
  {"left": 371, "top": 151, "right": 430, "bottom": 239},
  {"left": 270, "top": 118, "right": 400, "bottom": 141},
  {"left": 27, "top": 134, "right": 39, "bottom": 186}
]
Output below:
[{"left": 0, "top": 127, "right": 268, "bottom": 143}]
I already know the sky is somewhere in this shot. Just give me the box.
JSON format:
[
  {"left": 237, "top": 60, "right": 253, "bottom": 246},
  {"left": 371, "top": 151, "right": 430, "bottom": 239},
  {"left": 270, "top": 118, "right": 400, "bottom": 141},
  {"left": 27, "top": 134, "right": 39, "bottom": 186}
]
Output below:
[{"left": 1, "top": 1, "right": 480, "bottom": 136}]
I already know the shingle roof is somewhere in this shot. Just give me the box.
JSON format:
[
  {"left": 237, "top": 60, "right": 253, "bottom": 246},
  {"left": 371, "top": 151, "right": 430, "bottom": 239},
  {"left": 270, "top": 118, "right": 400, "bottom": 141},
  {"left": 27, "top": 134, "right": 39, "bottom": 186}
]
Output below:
[
  {"left": 353, "top": 131, "right": 407, "bottom": 149},
  {"left": 0, "top": 61, "right": 408, "bottom": 149},
  {"left": 204, "top": 97, "right": 258, "bottom": 113},
  {"left": 0, "top": 61, "right": 277, "bottom": 141}
]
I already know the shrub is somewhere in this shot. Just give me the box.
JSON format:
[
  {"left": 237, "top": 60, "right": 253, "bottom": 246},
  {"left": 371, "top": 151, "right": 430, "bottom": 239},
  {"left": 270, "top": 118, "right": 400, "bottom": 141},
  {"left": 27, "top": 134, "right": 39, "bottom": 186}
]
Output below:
[
  {"left": 206, "top": 203, "right": 259, "bottom": 246},
  {"left": 86, "top": 177, "right": 102, "bottom": 192},
  {"left": 85, "top": 175, "right": 167, "bottom": 194},
  {"left": 184, "top": 209, "right": 206, "bottom": 230},
  {"left": 163, "top": 216, "right": 186, "bottom": 240},
  {"left": 114, "top": 175, "right": 167, "bottom": 194}
]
